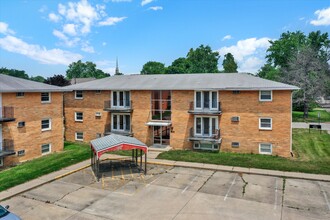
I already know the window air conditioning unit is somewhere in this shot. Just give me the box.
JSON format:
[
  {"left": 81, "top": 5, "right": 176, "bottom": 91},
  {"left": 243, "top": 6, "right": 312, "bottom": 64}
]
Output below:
[
  {"left": 95, "top": 112, "right": 102, "bottom": 117},
  {"left": 232, "top": 142, "right": 240, "bottom": 148},
  {"left": 231, "top": 116, "right": 240, "bottom": 122},
  {"left": 17, "top": 121, "right": 25, "bottom": 128}
]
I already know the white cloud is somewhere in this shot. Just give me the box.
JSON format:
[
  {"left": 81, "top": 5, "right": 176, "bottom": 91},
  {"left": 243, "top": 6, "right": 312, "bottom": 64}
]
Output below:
[
  {"left": 96, "top": 60, "right": 116, "bottom": 74},
  {"left": 102, "top": 42, "right": 107, "bottom": 46},
  {"left": 217, "top": 37, "right": 271, "bottom": 73},
  {"left": 0, "top": 22, "right": 15, "bottom": 35},
  {"left": 222, "top": 35, "right": 232, "bottom": 41},
  {"left": 0, "top": 35, "right": 82, "bottom": 65},
  {"left": 141, "top": 0, "right": 153, "bottom": 6},
  {"left": 149, "top": 6, "right": 163, "bottom": 11},
  {"left": 111, "top": 0, "right": 132, "bottom": 2},
  {"left": 310, "top": 7, "right": 330, "bottom": 26},
  {"left": 39, "top": 5, "right": 48, "bottom": 13},
  {"left": 99, "top": 17, "right": 127, "bottom": 26},
  {"left": 53, "top": 29, "right": 80, "bottom": 47},
  {"left": 81, "top": 41, "right": 95, "bottom": 53},
  {"left": 49, "top": 13, "right": 61, "bottom": 22},
  {"left": 63, "top": 23, "right": 77, "bottom": 36}
]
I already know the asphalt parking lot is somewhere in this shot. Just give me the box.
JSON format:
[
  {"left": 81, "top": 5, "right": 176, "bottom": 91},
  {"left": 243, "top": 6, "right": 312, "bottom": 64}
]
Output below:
[{"left": 1, "top": 161, "right": 330, "bottom": 220}]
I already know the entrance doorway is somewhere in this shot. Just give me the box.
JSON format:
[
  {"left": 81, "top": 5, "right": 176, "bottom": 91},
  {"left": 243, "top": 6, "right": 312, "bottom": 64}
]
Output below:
[{"left": 153, "top": 126, "right": 170, "bottom": 147}]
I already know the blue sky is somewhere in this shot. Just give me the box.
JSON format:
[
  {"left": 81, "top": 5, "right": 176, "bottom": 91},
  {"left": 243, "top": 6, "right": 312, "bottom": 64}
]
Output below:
[{"left": 0, "top": 0, "right": 329, "bottom": 77}]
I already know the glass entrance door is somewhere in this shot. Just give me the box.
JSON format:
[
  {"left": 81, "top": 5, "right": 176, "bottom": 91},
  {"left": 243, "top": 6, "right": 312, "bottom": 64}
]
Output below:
[{"left": 153, "top": 126, "right": 170, "bottom": 146}]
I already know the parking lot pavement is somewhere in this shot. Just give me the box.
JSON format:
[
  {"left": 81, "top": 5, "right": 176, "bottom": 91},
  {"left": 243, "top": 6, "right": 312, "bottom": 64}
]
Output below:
[{"left": 2, "top": 163, "right": 330, "bottom": 220}]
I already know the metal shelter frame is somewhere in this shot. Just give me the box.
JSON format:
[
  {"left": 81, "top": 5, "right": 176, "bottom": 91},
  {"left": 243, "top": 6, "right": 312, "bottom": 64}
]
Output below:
[{"left": 90, "top": 134, "right": 148, "bottom": 181}]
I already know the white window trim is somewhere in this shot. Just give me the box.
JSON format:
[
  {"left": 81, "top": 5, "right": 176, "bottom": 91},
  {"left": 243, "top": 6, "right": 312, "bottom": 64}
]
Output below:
[
  {"left": 259, "top": 117, "right": 272, "bottom": 130},
  {"left": 112, "top": 113, "right": 131, "bottom": 132},
  {"left": 111, "top": 91, "right": 130, "bottom": 108},
  {"left": 75, "top": 112, "right": 83, "bottom": 122},
  {"left": 41, "top": 118, "right": 52, "bottom": 131},
  {"left": 75, "top": 132, "right": 84, "bottom": 141},
  {"left": 259, "top": 143, "right": 272, "bottom": 155},
  {"left": 259, "top": 90, "right": 272, "bottom": 102},
  {"left": 41, "top": 92, "right": 51, "bottom": 103},
  {"left": 16, "top": 92, "right": 25, "bottom": 98},
  {"left": 41, "top": 143, "right": 51, "bottom": 155},
  {"left": 75, "top": 90, "right": 83, "bottom": 99},
  {"left": 194, "top": 116, "right": 218, "bottom": 137},
  {"left": 194, "top": 90, "right": 218, "bottom": 110}
]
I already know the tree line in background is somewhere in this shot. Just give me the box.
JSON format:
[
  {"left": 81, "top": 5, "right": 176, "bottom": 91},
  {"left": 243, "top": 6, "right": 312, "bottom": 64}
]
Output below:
[
  {"left": 141, "top": 45, "right": 238, "bottom": 74},
  {"left": 257, "top": 30, "right": 330, "bottom": 117}
]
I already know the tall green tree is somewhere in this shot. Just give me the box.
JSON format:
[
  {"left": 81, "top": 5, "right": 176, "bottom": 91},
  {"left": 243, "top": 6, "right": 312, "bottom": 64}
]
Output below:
[
  {"left": 66, "top": 60, "right": 110, "bottom": 79},
  {"left": 166, "top": 57, "right": 189, "bottom": 74},
  {"left": 186, "top": 45, "right": 219, "bottom": 73},
  {"left": 222, "top": 53, "right": 238, "bottom": 73},
  {"left": 257, "top": 64, "right": 281, "bottom": 81},
  {"left": 45, "top": 74, "right": 71, "bottom": 86},
  {"left": 0, "top": 67, "right": 29, "bottom": 79},
  {"left": 141, "top": 61, "right": 166, "bottom": 74},
  {"left": 30, "top": 75, "right": 45, "bottom": 83}
]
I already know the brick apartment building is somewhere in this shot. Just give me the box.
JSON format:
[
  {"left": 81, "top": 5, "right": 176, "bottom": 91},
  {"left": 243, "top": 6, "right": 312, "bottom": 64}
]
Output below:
[
  {"left": 0, "top": 74, "right": 65, "bottom": 167},
  {"left": 64, "top": 73, "right": 298, "bottom": 157}
]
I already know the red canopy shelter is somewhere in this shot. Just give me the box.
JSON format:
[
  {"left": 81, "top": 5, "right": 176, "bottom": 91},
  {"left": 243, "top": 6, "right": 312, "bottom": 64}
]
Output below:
[{"left": 90, "top": 134, "right": 148, "bottom": 180}]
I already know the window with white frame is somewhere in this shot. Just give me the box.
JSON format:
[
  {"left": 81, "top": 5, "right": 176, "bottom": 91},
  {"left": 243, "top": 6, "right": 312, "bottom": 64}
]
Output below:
[
  {"left": 41, "top": 143, "right": 51, "bottom": 154},
  {"left": 193, "top": 142, "right": 219, "bottom": 150},
  {"left": 41, "top": 92, "right": 51, "bottom": 103},
  {"left": 75, "top": 112, "right": 83, "bottom": 121},
  {"left": 259, "top": 118, "right": 272, "bottom": 130},
  {"left": 112, "top": 114, "right": 130, "bottom": 131},
  {"left": 16, "top": 92, "right": 24, "bottom": 97},
  {"left": 195, "top": 91, "right": 218, "bottom": 110},
  {"left": 75, "top": 90, "right": 83, "bottom": 99},
  {"left": 194, "top": 116, "right": 218, "bottom": 137},
  {"left": 112, "top": 91, "right": 130, "bottom": 108},
  {"left": 259, "top": 143, "right": 272, "bottom": 155},
  {"left": 259, "top": 90, "right": 272, "bottom": 101},
  {"left": 75, "top": 132, "right": 84, "bottom": 141},
  {"left": 41, "top": 119, "right": 51, "bottom": 131}
]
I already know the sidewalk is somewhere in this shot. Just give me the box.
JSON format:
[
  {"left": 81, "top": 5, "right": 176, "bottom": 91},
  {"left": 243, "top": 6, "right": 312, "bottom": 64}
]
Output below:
[{"left": 1, "top": 152, "right": 329, "bottom": 202}]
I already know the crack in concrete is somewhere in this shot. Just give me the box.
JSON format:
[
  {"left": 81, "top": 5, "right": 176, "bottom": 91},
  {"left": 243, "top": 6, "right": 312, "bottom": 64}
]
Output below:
[
  {"left": 280, "top": 178, "right": 286, "bottom": 220},
  {"left": 238, "top": 173, "right": 248, "bottom": 197}
]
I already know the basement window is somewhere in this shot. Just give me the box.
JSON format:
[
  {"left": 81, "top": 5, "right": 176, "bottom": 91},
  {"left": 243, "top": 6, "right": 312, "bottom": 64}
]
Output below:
[
  {"left": 41, "top": 143, "right": 51, "bottom": 155},
  {"left": 231, "top": 142, "right": 240, "bottom": 148},
  {"left": 259, "top": 143, "right": 272, "bottom": 155},
  {"left": 17, "top": 150, "right": 25, "bottom": 156}
]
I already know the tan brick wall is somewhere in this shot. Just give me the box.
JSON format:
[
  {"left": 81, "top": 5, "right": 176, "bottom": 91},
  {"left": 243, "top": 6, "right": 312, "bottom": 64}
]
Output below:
[
  {"left": 220, "top": 90, "right": 292, "bottom": 157},
  {"left": 1, "top": 92, "right": 64, "bottom": 166},
  {"left": 131, "top": 90, "right": 152, "bottom": 145},
  {"left": 171, "top": 90, "right": 194, "bottom": 150},
  {"left": 64, "top": 91, "right": 111, "bottom": 142}
]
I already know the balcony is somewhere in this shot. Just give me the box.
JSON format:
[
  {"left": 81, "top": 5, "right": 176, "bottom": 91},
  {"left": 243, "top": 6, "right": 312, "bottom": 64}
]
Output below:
[
  {"left": 188, "top": 101, "right": 222, "bottom": 115},
  {"left": 188, "top": 127, "right": 222, "bottom": 143},
  {"left": 104, "top": 124, "right": 133, "bottom": 137},
  {"left": 0, "top": 139, "right": 15, "bottom": 157},
  {"left": 104, "top": 100, "right": 133, "bottom": 113},
  {"left": 0, "top": 106, "right": 15, "bottom": 122}
]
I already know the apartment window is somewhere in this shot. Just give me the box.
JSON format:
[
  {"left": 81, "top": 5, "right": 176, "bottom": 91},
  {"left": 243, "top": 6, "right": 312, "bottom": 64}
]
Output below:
[
  {"left": 75, "top": 132, "right": 84, "bottom": 141},
  {"left": 195, "top": 116, "right": 218, "bottom": 137},
  {"left": 41, "top": 143, "right": 51, "bottom": 154},
  {"left": 16, "top": 92, "right": 24, "bottom": 97},
  {"left": 112, "top": 114, "right": 131, "bottom": 131},
  {"left": 41, "top": 92, "right": 51, "bottom": 103},
  {"left": 259, "top": 143, "right": 272, "bottom": 155},
  {"left": 151, "top": 90, "right": 171, "bottom": 120},
  {"left": 17, "top": 150, "right": 25, "bottom": 156},
  {"left": 95, "top": 90, "right": 101, "bottom": 94},
  {"left": 259, "top": 118, "right": 272, "bottom": 130},
  {"left": 259, "top": 90, "right": 272, "bottom": 101},
  {"left": 41, "top": 119, "right": 51, "bottom": 131},
  {"left": 112, "top": 91, "right": 130, "bottom": 108},
  {"left": 0, "top": 158, "right": 3, "bottom": 167},
  {"left": 195, "top": 91, "right": 218, "bottom": 110},
  {"left": 232, "top": 90, "right": 240, "bottom": 94},
  {"left": 193, "top": 142, "right": 219, "bottom": 150},
  {"left": 75, "top": 112, "right": 83, "bottom": 122},
  {"left": 75, "top": 90, "right": 83, "bottom": 99}
]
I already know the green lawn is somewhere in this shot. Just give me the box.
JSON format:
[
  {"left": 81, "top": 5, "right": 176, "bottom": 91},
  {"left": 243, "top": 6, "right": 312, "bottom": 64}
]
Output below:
[
  {"left": 0, "top": 142, "right": 90, "bottom": 192},
  {"left": 157, "top": 129, "right": 330, "bottom": 175},
  {"left": 292, "top": 109, "right": 330, "bottom": 122}
]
